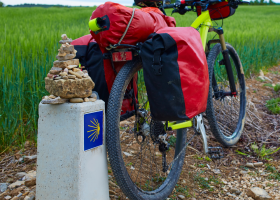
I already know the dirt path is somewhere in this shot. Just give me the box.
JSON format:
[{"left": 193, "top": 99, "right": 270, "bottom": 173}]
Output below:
[{"left": 0, "top": 65, "right": 280, "bottom": 200}]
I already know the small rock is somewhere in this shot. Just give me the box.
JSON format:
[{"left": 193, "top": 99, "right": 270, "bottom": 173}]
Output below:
[
  {"left": 178, "top": 195, "right": 185, "bottom": 199},
  {"left": 83, "top": 70, "right": 88, "bottom": 73},
  {"left": 68, "top": 70, "right": 82, "bottom": 79},
  {"left": 22, "top": 171, "right": 36, "bottom": 181},
  {"left": 62, "top": 76, "right": 68, "bottom": 80},
  {"left": 47, "top": 73, "right": 54, "bottom": 78},
  {"left": 11, "top": 197, "right": 19, "bottom": 200},
  {"left": 240, "top": 170, "right": 248, "bottom": 174},
  {"left": 61, "top": 34, "right": 68, "bottom": 40},
  {"left": 247, "top": 187, "right": 272, "bottom": 200},
  {"left": 259, "top": 70, "right": 264, "bottom": 77},
  {"left": 0, "top": 183, "right": 8, "bottom": 193},
  {"left": 231, "top": 187, "right": 241, "bottom": 195},
  {"left": 16, "top": 172, "right": 27, "bottom": 178},
  {"left": 49, "top": 70, "right": 61, "bottom": 75},
  {"left": 109, "top": 190, "right": 116, "bottom": 195},
  {"left": 59, "top": 72, "right": 67, "bottom": 77},
  {"left": 254, "top": 162, "right": 263, "bottom": 167},
  {"left": 56, "top": 53, "right": 75, "bottom": 61},
  {"left": 245, "top": 163, "right": 254, "bottom": 168},
  {"left": 84, "top": 98, "right": 89, "bottom": 102},
  {"left": 58, "top": 52, "right": 66, "bottom": 56},
  {"left": 73, "top": 68, "right": 81, "bottom": 72},
  {"left": 189, "top": 165, "right": 196, "bottom": 169},
  {"left": 213, "top": 169, "right": 221, "bottom": 174},
  {"left": 54, "top": 76, "right": 61, "bottom": 80},
  {"left": 123, "top": 152, "right": 132, "bottom": 157},
  {"left": 25, "top": 178, "right": 36, "bottom": 187},
  {"left": 68, "top": 75, "right": 76, "bottom": 79},
  {"left": 4, "top": 196, "right": 11, "bottom": 200},
  {"left": 66, "top": 65, "right": 78, "bottom": 69},
  {"left": 90, "top": 92, "right": 98, "bottom": 98},
  {"left": 88, "top": 98, "right": 96, "bottom": 102},
  {"left": 49, "top": 95, "right": 56, "bottom": 99},
  {"left": 64, "top": 68, "right": 69, "bottom": 73},
  {"left": 83, "top": 73, "right": 89, "bottom": 78},
  {"left": 70, "top": 98, "right": 84, "bottom": 103},
  {"left": 25, "top": 155, "right": 37, "bottom": 160},
  {"left": 23, "top": 191, "right": 35, "bottom": 200},
  {"left": 59, "top": 39, "right": 73, "bottom": 44},
  {"left": 8, "top": 181, "right": 24, "bottom": 190}
]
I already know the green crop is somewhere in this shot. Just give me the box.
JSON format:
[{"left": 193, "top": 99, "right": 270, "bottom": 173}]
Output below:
[{"left": 0, "top": 6, "right": 280, "bottom": 150}]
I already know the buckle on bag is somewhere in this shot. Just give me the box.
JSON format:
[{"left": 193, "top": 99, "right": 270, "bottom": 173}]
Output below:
[{"left": 152, "top": 64, "right": 162, "bottom": 75}]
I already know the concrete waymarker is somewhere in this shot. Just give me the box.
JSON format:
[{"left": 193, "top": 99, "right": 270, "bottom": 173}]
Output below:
[{"left": 37, "top": 100, "right": 109, "bottom": 200}]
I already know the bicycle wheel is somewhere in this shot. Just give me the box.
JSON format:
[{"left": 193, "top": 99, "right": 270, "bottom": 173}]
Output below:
[
  {"left": 106, "top": 58, "right": 187, "bottom": 200},
  {"left": 206, "top": 43, "right": 246, "bottom": 147}
]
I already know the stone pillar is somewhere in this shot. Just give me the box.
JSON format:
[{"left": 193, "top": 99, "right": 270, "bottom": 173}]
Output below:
[{"left": 36, "top": 100, "right": 109, "bottom": 200}]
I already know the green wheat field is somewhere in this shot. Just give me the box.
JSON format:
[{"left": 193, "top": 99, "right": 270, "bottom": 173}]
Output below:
[{"left": 0, "top": 5, "right": 280, "bottom": 150}]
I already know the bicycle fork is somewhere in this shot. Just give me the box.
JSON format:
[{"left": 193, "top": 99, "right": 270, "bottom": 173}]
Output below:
[{"left": 209, "top": 28, "right": 237, "bottom": 98}]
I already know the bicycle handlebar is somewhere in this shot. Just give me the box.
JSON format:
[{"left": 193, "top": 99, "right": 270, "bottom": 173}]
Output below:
[{"left": 163, "top": 0, "right": 250, "bottom": 10}]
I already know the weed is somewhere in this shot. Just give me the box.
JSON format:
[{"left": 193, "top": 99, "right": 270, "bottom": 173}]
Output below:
[
  {"left": 274, "top": 84, "right": 280, "bottom": 93},
  {"left": 256, "top": 77, "right": 266, "bottom": 83},
  {"left": 169, "top": 135, "right": 177, "bottom": 147},
  {"left": 263, "top": 83, "right": 273, "bottom": 88},
  {"left": 251, "top": 143, "right": 280, "bottom": 159},
  {"left": 266, "top": 98, "right": 280, "bottom": 114},
  {"left": 265, "top": 164, "right": 280, "bottom": 181},
  {"left": 193, "top": 171, "right": 223, "bottom": 191}
]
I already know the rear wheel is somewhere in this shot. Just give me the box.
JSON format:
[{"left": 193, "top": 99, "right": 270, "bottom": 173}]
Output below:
[
  {"left": 206, "top": 43, "right": 246, "bottom": 147},
  {"left": 106, "top": 58, "right": 187, "bottom": 200}
]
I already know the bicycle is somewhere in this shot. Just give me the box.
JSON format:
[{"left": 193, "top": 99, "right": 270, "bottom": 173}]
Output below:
[{"left": 91, "top": 0, "right": 247, "bottom": 199}]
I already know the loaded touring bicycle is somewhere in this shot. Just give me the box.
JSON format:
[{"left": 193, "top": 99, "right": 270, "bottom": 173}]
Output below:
[{"left": 88, "top": 0, "right": 247, "bottom": 199}]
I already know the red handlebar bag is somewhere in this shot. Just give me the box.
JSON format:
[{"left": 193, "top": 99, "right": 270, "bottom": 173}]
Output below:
[
  {"left": 71, "top": 35, "right": 137, "bottom": 116},
  {"left": 140, "top": 27, "right": 209, "bottom": 121},
  {"left": 196, "top": 1, "right": 236, "bottom": 20},
  {"left": 90, "top": 2, "right": 176, "bottom": 48}
]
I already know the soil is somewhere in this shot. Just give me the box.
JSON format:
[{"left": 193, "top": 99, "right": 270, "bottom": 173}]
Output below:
[{"left": 0, "top": 65, "right": 280, "bottom": 200}]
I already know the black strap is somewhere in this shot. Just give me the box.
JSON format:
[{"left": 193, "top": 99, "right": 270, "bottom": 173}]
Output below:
[{"left": 151, "top": 33, "right": 177, "bottom": 76}]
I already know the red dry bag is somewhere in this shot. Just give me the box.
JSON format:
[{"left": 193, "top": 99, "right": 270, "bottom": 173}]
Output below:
[{"left": 90, "top": 2, "right": 176, "bottom": 48}]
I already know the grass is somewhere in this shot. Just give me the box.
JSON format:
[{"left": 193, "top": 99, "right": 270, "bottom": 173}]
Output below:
[
  {"left": 266, "top": 97, "right": 280, "bottom": 114},
  {"left": 0, "top": 5, "right": 280, "bottom": 150}
]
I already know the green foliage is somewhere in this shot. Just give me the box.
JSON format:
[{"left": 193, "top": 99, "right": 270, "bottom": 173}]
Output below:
[
  {"left": 0, "top": 1, "right": 3, "bottom": 7},
  {"left": 265, "top": 164, "right": 280, "bottom": 181},
  {"left": 193, "top": 171, "right": 222, "bottom": 191},
  {"left": 263, "top": 83, "right": 273, "bottom": 88},
  {"left": 251, "top": 143, "right": 280, "bottom": 159},
  {"left": 266, "top": 98, "right": 280, "bottom": 114},
  {"left": 169, "top": 135, "right": 177, "bottom": 147},
  {"left": 273, "top": 84, "right": 280, "bottom": 93}
]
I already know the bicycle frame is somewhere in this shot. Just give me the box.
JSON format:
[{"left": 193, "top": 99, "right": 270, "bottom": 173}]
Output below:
[{"left": 167, "top": 10, "right": 213, "bottom": 131}]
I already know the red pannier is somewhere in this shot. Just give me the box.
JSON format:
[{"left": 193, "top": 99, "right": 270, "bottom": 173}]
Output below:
[
  {"left": 140, "top": 27, "right": 209, "bottom": 121},
  {"left": 71, "top": 35, "right": 137, "bottom": 116},
  {"left": 197, "top": 1, "right": 236, "bottom": 20},
  {"left": 90, "top": 2, "right": 176, "bottom": 48}
]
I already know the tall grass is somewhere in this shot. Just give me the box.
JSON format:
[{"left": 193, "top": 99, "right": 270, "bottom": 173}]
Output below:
[{"left": 0, "top": 6, "right": 279, "bottom": 150}]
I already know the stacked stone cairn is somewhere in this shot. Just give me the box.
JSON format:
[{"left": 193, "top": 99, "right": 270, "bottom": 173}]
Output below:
[{"left": 42, "top": 34, "right": 97, "bottom": 104}]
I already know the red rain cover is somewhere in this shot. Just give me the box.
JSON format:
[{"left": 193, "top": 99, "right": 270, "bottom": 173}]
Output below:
[{"left": 90, "top": 2, "right": 176, "bottom": 48}]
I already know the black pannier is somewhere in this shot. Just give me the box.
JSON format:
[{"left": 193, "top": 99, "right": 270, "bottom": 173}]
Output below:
[{"left": 140, "top": 27, "right": 209, "bottom": 121}]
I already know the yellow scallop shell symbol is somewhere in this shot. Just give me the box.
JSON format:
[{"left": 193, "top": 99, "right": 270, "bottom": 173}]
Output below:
[{"left": 87, "top": 119, "right": 100, "bottom": 142}]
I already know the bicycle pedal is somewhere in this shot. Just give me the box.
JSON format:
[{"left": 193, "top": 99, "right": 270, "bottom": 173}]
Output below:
[{"left": 208, "top": 147, "right": 224, "bottom": 159}]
